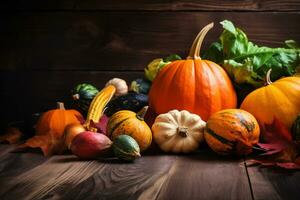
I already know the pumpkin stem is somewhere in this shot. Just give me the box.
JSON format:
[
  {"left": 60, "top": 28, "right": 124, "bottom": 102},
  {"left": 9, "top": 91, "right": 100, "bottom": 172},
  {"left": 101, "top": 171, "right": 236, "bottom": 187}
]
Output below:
[
  {"left": 266, "top": 69, "right": 273, "bottom": 85},
  {"left": 177, "top": 127, "right": 188, "bottom": 137},
  {"left": 73, "top": 94, "right": 80, "bottom": 100},
  {"left": 187, "top": 22, "right": 214, "bottom": 60},
  {"left": 136, "top": 106, "right": 149, "bottom": 121},
  {"left": 57, "top": 102, "right": 65, "bottom": 110}
]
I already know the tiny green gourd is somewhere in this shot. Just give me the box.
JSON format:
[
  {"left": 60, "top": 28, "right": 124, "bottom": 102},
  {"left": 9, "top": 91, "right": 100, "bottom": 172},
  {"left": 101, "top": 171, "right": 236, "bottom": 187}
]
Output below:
[
  {"left": 292, "top": 115, "right": 300, "bottom": 141},
  {"left": 72, "top": 83, "right": 99, "bottom": 113},
  {"left": 112, "top": 135, "right": 141, "bottom": 161}
]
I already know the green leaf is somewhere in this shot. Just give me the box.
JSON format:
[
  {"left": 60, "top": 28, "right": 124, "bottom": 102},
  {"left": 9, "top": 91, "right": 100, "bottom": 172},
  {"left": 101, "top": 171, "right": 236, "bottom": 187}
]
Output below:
[
  {"left": 164, "top": 54, "right": 181, "bottom": 62},
  {"left": 205, "top": 20, "right": 300, "bottom": 87},
  {"left": 203, "top": 42, "right": 223, "bottom": 63},
  {"left": 144, "top": 54, "right": 181, "bottom": 81}
]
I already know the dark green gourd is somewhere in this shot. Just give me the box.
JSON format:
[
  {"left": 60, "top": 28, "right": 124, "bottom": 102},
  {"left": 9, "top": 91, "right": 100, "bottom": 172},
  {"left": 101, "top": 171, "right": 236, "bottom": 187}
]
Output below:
[
  {"left": 112, "top": 135, "right": 140, "bottom": 161},
  {"left": 72, "top": 83, "right": 99, "bottom": 112}
]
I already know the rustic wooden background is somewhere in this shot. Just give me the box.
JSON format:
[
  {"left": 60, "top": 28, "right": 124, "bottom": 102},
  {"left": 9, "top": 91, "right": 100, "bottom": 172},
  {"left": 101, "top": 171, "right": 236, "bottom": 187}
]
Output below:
[
  {"left": 1, "top": 0, "right": 300, "bottom": 130},
  {"left": 1, "top": 1, "right": 300, "bottom": 200}
]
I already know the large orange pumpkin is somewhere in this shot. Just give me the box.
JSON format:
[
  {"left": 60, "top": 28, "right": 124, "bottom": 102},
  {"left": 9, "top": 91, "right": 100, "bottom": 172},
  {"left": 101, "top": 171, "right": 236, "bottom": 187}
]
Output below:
[
  {"left": 241, "top": 69, "right": 300, "bottom": 129},
  {"left": 24, "top": 102, "right": 83, "bottom": 156},
  {"left": 149, "top": 23, "right": 237, "bottom": 121}
]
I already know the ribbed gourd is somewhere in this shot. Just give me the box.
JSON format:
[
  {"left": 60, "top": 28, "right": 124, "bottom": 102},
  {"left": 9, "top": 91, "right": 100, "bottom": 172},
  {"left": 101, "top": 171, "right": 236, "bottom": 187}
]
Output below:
[
  {"left": 204, "top": 109, "right": 260, "bottom": 156},
  {"left": 112, "top": 135, "right": 141, "bottom": 161},
  {"left": 84, "top": 85, "right": 116, "bottom": 132},
  {"left": 107, "top": 106, "right": 152, "bottom": 151},
  {"left": 72, "top": 83, "right": 99, "bottom": 113}
]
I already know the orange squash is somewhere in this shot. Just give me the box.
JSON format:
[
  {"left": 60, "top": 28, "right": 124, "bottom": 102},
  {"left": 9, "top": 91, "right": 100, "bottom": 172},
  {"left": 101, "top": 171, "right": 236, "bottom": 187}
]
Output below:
[
  {"left": 107, "top": 106, "right": 152, "bottom": 151},
  {"left": 204, "top": 109, "right": 260, "bottom": 155},
  {"left": 241, "top": 69, "right": 300, "bottom": 129},
  {"left": 149, "top": 23, "right": 237, "bottom": 121},
  {"left": 24, "top": 102, "right": 83, "bottom": 156}
]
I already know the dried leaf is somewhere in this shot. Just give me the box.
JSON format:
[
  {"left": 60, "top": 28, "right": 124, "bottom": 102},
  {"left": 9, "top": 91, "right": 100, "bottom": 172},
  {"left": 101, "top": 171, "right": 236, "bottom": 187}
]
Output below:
[
  {"left": 263, "top": 117, "right": 293, "bottom": 143},
  {"left": 20, "top": 130, "right": 65, "bottom": 156},
  {"left": 249, "top": 118, "right": 300, "bottom": 169},
  {"left": 256, "top": 143, "right": 287, "bottom": 155},
  {"left": 0, "top": 127, "right": 23, "bottom": 144}
]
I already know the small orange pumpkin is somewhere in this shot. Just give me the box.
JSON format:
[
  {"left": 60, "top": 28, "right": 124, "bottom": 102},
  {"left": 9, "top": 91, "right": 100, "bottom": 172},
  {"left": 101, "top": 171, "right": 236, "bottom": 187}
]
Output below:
[
  {"left": 149, "top": 23, "right": 237, "bottom": 121},
  {"left": 204, "top": 109, "right": 260, "bottom": 155},
  {"left": 241, "top": 69, "right": 300, "bottom": 129},
  {"left": 24, "top": 102, "right": 83, "bottom": 156},
  {"left": 107, "top": 106, "right": 152, "bottom": 151}
]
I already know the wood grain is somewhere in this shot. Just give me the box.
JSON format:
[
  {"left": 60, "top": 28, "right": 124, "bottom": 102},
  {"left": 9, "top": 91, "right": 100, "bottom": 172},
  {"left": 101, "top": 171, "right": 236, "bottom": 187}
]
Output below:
[
  {"left": 77, "top": 0, "right": 300, "bottom": 11},
  {"left": 0, "top": 147, "right": 49, "bottom": 182},
  {"left": 52, "top": 155, "right": 177, "bottom": 200},
  {"left": 0, "top": 155, "right": 105, "bottom": 200},
  {"left": 1, "top": 0, "right": 300, "bottom": 11},
  {"left": 0, "top": 0, "right": 77, "bottom": 10},
  {"left": 1, "top": 12, "right": 299, "bottom": 71},
  {"left": 247, "top": 166, "right": 300, "bottom": 200},
  {"left": 156, "top": 151, "right": 252, "bottom": 200},
  {"left": 0, "top": 145, "right": 252, "bottom": 200}
]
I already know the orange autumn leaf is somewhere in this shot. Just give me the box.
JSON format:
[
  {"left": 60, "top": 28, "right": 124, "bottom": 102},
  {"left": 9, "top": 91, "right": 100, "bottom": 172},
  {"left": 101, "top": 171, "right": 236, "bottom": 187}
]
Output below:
[{"left": 20, "top": 130, "right": 65, "bottom": 156}]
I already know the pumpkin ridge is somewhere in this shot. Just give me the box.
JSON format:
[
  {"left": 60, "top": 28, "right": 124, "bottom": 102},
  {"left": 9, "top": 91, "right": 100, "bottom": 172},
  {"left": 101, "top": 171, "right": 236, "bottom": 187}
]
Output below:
[
  {"left": 180, "top": 62, "right": 195, "bottom": 111},
  {"left": 201, "top": 61, "right": 214, "bottom": 117},
  {"left": 206, "top": 60, "right": 226, "bottom": 109},
  {"left": 110, "top": 117, "right": 131, "bottom": 137},
  {"left": 194, "top": 60, "right": 208, "bottom": 118},
  {"left": 266, "top": 85, "right": 291, "bottom": 122},
  {"left": 150, "top": 62, "right": 181, "bottom": 113},
  {"left": 205, "top": 127, "right": 234, "bottom": 147},
  {"left": 275, "top": 80, "right": 300, "bottom": 108},
  {"left": 171, "top": 61, "right": 191, "bottom": 110},
  {"left": 234, "top": 113, "right": 255, "bottom": 132}
]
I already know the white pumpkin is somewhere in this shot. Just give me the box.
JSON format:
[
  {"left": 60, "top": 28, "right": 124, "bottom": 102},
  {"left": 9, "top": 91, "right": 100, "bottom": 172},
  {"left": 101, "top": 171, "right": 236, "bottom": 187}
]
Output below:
[
  {"left": 152, "top": 110, "right": 206, "bottom": 153},
  {"left": 105, "top": 78, "right": 128, "bottom": 96}
]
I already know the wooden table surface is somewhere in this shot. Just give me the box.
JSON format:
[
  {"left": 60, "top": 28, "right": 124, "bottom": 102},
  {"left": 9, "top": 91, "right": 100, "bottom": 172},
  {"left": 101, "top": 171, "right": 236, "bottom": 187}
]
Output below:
[{"left": 1, "top": 144, "right": 300, "bottom": 200}]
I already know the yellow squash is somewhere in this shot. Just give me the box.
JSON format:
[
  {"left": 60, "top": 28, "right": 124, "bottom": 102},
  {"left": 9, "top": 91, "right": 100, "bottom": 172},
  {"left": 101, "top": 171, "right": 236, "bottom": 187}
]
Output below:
[{"left": 241, "top": 70, "right": 300, "bottom": 129}]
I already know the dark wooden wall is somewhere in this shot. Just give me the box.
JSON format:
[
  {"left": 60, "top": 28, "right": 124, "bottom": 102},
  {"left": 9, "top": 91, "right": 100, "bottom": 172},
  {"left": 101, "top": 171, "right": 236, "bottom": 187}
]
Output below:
[{"left": 1, "top": 0, "right": 300, "bottom": 130}]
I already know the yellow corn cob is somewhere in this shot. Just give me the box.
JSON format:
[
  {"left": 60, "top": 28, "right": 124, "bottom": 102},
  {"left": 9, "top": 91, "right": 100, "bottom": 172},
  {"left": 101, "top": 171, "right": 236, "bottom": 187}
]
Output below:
[{"left": 84, "top": 85, "right": 116, "bottom": 132}]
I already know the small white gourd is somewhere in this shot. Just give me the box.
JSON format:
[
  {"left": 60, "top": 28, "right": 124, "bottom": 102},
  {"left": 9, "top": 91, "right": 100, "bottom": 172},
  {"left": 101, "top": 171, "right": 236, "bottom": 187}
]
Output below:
[
  {"left": 152, "top": 110, "right": 206, "bottom": 153},
  {"left": 105, "top": 78, "right": 128, "bottom": 96}
]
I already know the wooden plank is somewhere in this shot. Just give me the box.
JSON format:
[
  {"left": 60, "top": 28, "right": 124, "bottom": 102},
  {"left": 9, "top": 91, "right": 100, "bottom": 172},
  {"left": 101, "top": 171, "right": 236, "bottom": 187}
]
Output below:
[
  {"left": 1, "top": 0, "right": 300, "bottom": 11},
  {"left": 0, "top": 0, "right": 76, "bottom": 10},
  {"left": 0, "top": 149, "right": 252, "bottom": 200},
  {"left": 156, "top": 151, "right": 252, "bottom": 200},
  {"left": 0, "top": 145, "right": 49, "bottom": 181},
  {"left": 77, "top": 0, "right": 300, "bottom": 11},
  {"left": 247, "top": 166, "right": 300, "bottom": 200},
  {"left": 0, "top": 154, "right": 107, "bottom": 200},
  {"left": 0, "top": 12, "right": 299, "bottom": 71},
  {"left": 44, "top": 155, "right": 177, "bottom": 200}
]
